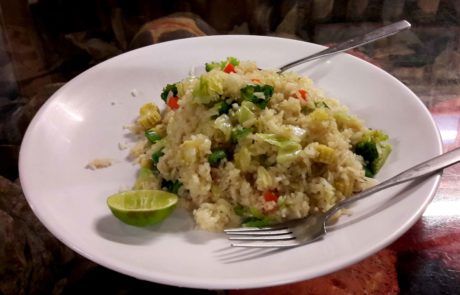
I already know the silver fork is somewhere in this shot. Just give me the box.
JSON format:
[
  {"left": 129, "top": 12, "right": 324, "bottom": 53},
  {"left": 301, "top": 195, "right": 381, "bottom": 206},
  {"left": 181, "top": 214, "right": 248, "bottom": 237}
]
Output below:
[
  {"left": 279, "top": 20, "right": 411, "bottom": 73},
  {"left": 225, "top": 147, "right": 460, "bottom": 248}
]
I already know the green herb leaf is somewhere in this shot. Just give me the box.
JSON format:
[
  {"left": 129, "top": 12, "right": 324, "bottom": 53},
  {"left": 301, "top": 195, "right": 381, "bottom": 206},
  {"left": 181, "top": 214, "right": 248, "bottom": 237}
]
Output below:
[
  {"left": 205, "top": 62, "right": 221, "bottom": 72},
  {"left": 152, "top": 148, "right": 165, "bottom": 164},
  {"left": 231, "top": 127, "right": 253, "bottom": 143},
  {"left": 160, "top": 84, "right": 178, "bottom": 102},
  {"left": 162, "top": 179, "right": 182, "bottom": 194},
  {"left": 151, "top": 147, "right": 165, "bottom": 174},
  {"left": 205, "top": 57, "right": 240, "bottom": 72},
  {"left": 354, "top": 130, "right": 392, "bottom": 178},
  {"left": 216, "top": 101, "right": 231, "bottom": 116},
  {"left": 208, "top": 149, "right": 227, "bottom": 166},
  {"left": 144, "top": 130, "right": 162, "bottom": 143},
  {"left": 354, "top": 141, "right": 379, "bottom": 177},
  {"left": 234, "top": 204, "right": 246, "bottom": 216},
  {"left": 227, "top": 57, "right": 240, "bottom": 66},
  {"left": 240, "top": 84, "right": 274, "bottom": 109},
  {"left": 242, "top": 216, "right": 273, "bottom": 227}
]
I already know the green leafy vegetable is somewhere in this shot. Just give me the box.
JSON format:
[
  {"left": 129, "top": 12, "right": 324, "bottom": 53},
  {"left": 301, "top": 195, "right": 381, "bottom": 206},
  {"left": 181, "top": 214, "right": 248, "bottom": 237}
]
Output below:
[
  {"left": 354, "top": 130, "right": 392, "bottom": 177},
  {"left": 160, "top": 84, "right": 178, "bottom": 102},
  {"left": 363, "top": 130, "right": 389, "bottom": 142},
  {"left": 241, "top": 216, "right": 274, "bottom": 227},
  {"left": 256, "top": 133, "right": 302, "bottom": 164},
  {"left": 240, "top": 84, "right": 274, "bottom": 109},
  {"left": 152, "top": 148, "right": 164, "bottom": 164},
  {"left": 231, "top": 127, "right": 253, "bottom": 143},
  {"left": 205, "top": 62, "right": 221, "bottom": 72},
  {"left": 144, "top": 130, "right": 162, "bottom": 143},
  {"left": 277, "top": 195, "right": 287, "bottom": 208},
  {"left": 277, "top": 141, "right": 302, "bottom": 163},
  {"left": 355, "top": 142, "right": 378, "bottom": 164},
  {"left": 241, "top": 100, "right": 257, "bottom": 111},
  {"left": 208, "top": 149, "right": 227, "bottom": 166},
  {"left": 227, "top": 57, "right": 240, "bottom": 67},
  {"left": 205, "top": 57, "right": 240, "bottom": 72},
  {"left": 371, "top": 144, "right": 392, "bottom": 176},
  {"left": 214, "top": 114, "right": 232, "bottom": 142},
  {"left": 235, "top": 104, "right": 255, "bottom": 124},
  {"left": 215, "top": 101, "right": 231, "bottom": 116},
  {"left": 256, "top": 133, "right": 287, "bottom": 147},
  {"left": 234, "top": 146, "right": 251, "bottom": 171},
  {"left": 162, "top": 179, "right": 182, "bottom": 194},
  {"left": 333, "top": 111, "right": 362, "bottom": 130},
  {"left": 233, "top": 204, "right": 246, "bottom": 216},
  {"left": 192, "top": 73, "right": 224, "bottom": 104},
  {"left": 151, "top": 147, "right": 165, "bottom": 174},
  {"left": 233, "top": 205, "right": 274, "bottom": 227}
]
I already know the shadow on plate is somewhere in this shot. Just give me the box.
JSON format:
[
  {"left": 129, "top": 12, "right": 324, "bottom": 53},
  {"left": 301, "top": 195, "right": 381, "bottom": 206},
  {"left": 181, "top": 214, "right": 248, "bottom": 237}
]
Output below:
[
  {"left": 183, "top": 230, "right": 222, "bottom": 245},
  {"left": 214, "top": 246, "right": 286, "bottom": 264},
  {"left": 165, "top": 209, "right": 223, "bottom": 245},
  {"left": 94, "top": 215, "right": 159, "bottom": 245},
  {"left": 94, "top": 208, "right": 221, "bottom": 245}
]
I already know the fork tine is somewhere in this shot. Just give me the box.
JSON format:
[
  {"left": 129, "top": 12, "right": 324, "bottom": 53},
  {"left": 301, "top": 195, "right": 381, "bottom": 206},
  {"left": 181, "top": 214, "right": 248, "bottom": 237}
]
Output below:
[
  {"left": 225, "top": 228, "right": 291, "bottom": 236},
  {"left": 231, "top": 241, "right": 301, "bottom": 248},
  {"left": 224, "top": 225, "right": 288, "bottom": 233},
  {"left": 228, "top": 233, "right": 295, "bottom": 241}
]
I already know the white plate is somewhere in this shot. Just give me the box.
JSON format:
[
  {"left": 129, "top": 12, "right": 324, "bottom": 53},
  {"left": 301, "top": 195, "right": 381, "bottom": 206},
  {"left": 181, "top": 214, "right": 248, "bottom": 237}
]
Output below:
[{"left": 19, "top": 35, "right": 442, "bottom": 289}]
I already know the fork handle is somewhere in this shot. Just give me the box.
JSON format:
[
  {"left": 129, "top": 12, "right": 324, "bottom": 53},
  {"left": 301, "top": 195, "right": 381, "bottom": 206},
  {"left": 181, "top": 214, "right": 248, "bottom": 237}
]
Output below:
[
  {"left": 325, "top": 147, "right": 460, "bottom": 220},
  {"left": 279, "top": 20, "right": 411, "bottom": 73}
]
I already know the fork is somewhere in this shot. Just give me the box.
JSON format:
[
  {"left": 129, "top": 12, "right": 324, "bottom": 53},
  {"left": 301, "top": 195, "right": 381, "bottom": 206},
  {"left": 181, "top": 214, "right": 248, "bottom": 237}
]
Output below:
[
  {"left": 279, "top": 20, "right": 411, "bottom": 73},
  {"left": 224, "top": 147, "right": 460, "bottom": 248}
]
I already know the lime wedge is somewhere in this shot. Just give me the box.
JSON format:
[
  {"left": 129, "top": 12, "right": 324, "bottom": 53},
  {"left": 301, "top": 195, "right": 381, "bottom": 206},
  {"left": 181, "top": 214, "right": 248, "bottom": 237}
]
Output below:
[{"left": 107, "top": 190, "right": 178, "bottom": 226}]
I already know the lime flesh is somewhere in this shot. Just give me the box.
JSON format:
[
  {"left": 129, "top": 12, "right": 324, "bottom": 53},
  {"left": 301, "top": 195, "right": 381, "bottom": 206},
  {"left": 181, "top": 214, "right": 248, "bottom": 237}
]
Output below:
[{"left": 107, "top": 190, "right": 178, "bottom": 226}]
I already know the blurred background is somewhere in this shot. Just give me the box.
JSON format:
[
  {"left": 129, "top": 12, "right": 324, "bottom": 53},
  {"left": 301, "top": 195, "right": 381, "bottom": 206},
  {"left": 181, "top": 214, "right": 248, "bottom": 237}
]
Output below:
[
  {"left": 0, "top": 1, "right": 459, "bottom": 294},
  {"left": 1, "top": 0, "right": 460, "bottom": 179}
]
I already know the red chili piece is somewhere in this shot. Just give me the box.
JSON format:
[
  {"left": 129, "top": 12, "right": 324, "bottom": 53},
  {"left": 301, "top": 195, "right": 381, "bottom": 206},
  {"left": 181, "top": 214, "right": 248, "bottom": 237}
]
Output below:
[
  {"left": 298, "top": 89, "right": 308, "bottom": 100},
  {"left": 167, "top": 96, "right": 179, "bottom": 109},
  {"left": 263, "top": 191, "right": 279, "bottom": 202},
  {"left": 223, "top": 63, "right": 236, "bottom": 73}
]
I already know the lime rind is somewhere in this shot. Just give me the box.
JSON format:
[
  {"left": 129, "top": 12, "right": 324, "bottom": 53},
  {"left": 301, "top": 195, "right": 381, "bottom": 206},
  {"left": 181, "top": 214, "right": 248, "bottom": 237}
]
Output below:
[{"left": 107, "top": 190, "right": 178, "bottom": 227}]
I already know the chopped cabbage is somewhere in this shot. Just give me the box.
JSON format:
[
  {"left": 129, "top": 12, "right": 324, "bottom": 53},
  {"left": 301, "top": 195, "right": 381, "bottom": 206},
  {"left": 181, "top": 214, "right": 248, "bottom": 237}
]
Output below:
[{"left": 192, "top": 72, "right": 224, "bottom": 104}]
